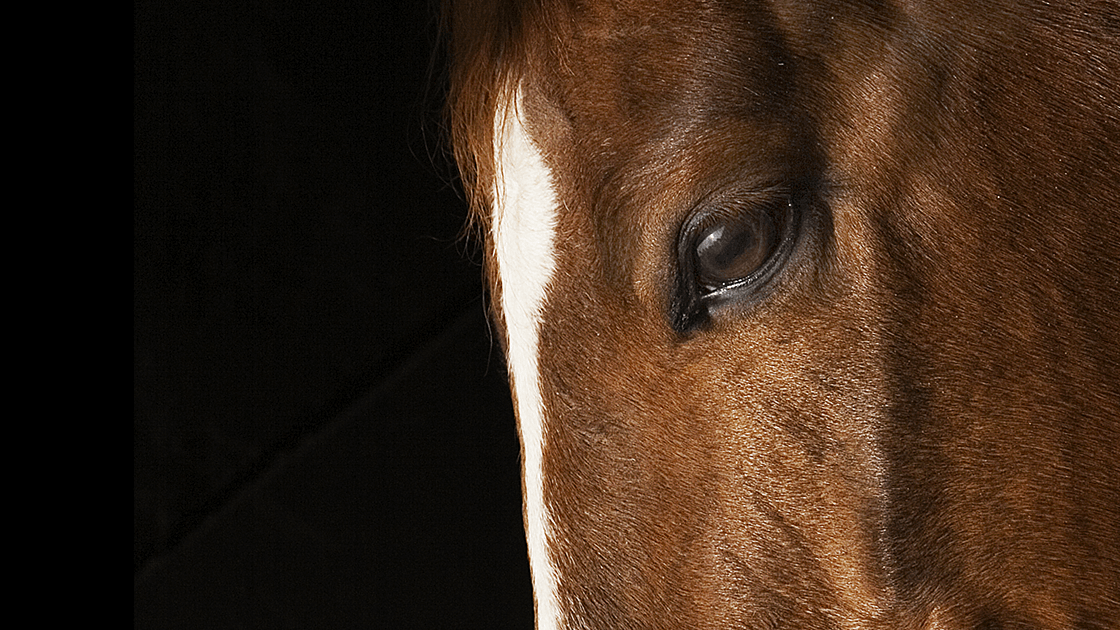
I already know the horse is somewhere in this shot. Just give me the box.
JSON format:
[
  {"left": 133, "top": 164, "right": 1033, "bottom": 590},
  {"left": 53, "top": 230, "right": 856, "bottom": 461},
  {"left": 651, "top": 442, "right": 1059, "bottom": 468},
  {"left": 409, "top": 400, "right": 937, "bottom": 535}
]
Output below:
[{"left": 445, "top": 0, "right": 1120, "bottom": 627}]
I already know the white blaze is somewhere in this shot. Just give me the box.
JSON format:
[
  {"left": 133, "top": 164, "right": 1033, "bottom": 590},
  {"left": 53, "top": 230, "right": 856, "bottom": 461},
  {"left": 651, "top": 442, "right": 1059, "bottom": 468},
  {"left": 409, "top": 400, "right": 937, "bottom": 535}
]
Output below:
[{"left": 493, "top": 88, "right": 560, "bottom": 629}]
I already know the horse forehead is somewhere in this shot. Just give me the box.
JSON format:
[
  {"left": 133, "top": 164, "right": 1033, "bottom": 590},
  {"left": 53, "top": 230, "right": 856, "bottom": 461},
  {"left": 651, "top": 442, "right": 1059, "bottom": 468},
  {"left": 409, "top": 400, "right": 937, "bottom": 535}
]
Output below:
[{"left": 550, "top": 1, "right": 799, "bottom": 130}]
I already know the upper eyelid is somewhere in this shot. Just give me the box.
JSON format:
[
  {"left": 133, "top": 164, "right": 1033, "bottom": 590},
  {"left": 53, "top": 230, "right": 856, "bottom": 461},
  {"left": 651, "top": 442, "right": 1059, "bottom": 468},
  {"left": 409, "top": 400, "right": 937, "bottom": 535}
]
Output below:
[{"left": 681, "top": 194, "right": 790, "bottom": 247}]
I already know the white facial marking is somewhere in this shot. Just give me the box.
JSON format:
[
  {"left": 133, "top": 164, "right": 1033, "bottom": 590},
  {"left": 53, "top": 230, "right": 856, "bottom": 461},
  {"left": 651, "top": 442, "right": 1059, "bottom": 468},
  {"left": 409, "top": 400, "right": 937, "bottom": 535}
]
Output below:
[{"left": 493, "top": 87, "right": 560, "bottom": 630}]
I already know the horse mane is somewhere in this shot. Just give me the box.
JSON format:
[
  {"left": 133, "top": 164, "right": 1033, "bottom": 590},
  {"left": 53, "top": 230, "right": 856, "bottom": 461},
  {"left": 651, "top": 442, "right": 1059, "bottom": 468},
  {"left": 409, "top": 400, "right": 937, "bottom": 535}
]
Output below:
[{"left": 444, "top": 0, "right": 557, "bottom": 241}]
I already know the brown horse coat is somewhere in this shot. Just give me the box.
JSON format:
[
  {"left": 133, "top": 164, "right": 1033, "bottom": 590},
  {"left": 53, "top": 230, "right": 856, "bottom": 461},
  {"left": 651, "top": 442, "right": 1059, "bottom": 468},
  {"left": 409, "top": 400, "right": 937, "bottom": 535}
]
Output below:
[{"left": 447, "top": 1, "right": 1120, "bottom": 627}]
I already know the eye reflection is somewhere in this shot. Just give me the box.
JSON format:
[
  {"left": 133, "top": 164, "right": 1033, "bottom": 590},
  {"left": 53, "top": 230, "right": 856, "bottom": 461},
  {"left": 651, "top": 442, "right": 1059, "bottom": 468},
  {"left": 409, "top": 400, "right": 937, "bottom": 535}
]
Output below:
[{"left": 693, "top": 206, "right": 779, "bottom": 291}]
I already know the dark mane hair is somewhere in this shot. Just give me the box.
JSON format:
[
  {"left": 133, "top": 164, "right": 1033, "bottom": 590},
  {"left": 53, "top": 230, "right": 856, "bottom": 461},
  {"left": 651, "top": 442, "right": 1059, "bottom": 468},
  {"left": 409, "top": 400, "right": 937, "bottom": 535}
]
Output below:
[{"left": 444, "top": 0, "right": 542, "bottom": 239}]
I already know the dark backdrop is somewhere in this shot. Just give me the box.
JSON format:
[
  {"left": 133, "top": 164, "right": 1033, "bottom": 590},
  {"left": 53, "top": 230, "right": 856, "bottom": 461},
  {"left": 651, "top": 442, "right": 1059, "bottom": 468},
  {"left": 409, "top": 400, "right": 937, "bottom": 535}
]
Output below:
[{"left": 134, "top": 0, "right": 533, "bottom": 626}]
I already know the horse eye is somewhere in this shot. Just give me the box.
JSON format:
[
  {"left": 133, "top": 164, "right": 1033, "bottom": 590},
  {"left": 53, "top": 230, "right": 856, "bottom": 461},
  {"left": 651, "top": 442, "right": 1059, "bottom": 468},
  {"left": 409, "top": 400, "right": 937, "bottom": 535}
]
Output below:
[
  {"left": 671, "top": 196, "right": 797, "bottom": 333},
  {"left": 692, "top": 205, "right": 781, "bottom": 292}
]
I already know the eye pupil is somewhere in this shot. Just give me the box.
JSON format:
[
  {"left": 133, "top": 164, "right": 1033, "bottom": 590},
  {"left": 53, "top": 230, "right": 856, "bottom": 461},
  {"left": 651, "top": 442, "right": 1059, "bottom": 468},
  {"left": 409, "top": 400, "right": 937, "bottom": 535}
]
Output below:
[{"left": 694, "top": 208, "right": 778, "bottom": 290}]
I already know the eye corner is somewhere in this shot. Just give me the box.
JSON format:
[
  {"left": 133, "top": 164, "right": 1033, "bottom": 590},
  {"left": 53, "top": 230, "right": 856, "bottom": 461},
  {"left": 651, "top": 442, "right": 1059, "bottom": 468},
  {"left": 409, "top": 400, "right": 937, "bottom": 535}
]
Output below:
[{"left": 668, "top": 269, "right": 709, "bottom": 335}]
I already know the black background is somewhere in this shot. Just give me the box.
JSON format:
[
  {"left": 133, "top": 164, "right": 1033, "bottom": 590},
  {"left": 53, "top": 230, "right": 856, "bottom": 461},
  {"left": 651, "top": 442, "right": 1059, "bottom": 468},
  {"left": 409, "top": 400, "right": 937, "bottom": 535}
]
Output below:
[{"left": 134, "top": 0, "right": 533, "bottom": 626}]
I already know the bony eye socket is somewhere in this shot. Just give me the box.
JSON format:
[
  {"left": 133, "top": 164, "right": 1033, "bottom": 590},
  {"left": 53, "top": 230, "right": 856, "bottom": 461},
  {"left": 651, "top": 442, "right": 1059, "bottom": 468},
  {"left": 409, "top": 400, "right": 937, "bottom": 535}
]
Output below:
[{"left": 689, "top": 199, "right": 790, "bottom": 295}]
